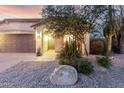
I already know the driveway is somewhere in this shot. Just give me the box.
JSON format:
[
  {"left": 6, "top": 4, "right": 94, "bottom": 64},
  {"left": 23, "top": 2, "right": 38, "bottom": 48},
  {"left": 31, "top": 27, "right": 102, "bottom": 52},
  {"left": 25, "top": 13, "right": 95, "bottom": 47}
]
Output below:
[{"left": 0, "top": 53, "right": 35, "bottom": 73}]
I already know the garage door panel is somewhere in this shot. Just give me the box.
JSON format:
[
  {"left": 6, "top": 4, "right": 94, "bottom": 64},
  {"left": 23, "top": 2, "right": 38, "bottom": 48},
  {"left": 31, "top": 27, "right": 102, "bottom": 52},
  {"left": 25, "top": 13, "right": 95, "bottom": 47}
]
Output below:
[{"left": 0, "top": 34, "right": 35, "bottom": 52}]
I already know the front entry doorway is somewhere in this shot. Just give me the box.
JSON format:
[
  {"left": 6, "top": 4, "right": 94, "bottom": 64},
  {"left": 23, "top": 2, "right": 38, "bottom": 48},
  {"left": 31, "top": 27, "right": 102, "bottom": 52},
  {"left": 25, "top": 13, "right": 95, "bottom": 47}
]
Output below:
[{"left": 48, "top": 37, "right": 55, "bottom": 50}]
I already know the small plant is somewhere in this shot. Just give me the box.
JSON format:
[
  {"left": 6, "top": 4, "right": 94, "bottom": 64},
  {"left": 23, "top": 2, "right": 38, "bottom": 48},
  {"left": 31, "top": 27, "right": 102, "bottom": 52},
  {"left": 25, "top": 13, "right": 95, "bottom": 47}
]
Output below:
[
  {"left": 58, "top": 41, "right": 94, "bottom": 75},
  {"left": 36, "top": 48, "right": 42, "bottom": 56},
  {"left": 59, "top": 59, "right": 70, "bottom": 65},
  {"left": 75, "top": 58, "right": 94, "bottom": 75},
  {"left": 58, "top": 41, "right": 81, "bottom": 60},
  {"left": 59, "top": 58, "right": 94, "bottom": 75},
  {"left": 96, "top": 56, "right": 111, "bottom": 68}
]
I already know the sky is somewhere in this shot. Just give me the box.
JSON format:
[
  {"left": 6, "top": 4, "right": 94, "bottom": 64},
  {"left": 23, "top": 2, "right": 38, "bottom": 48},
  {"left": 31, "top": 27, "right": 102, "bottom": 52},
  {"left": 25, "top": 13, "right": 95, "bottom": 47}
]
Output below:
[{"left": 0, "top": 5, "right": 42, "bottom": 20}]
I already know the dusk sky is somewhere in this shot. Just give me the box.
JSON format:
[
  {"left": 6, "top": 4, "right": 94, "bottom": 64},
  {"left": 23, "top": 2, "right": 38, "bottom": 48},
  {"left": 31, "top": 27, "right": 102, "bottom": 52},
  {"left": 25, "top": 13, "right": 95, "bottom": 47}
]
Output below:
[{"left": 0, "top": 5, "right": 42, "bottom": 20}]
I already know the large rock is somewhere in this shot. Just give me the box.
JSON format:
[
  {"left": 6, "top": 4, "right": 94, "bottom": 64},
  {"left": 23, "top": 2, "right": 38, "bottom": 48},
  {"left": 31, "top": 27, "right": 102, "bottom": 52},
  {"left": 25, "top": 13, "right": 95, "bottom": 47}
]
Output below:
[{"left": 50, "top": 65, "right": 78, "bottom": 85}]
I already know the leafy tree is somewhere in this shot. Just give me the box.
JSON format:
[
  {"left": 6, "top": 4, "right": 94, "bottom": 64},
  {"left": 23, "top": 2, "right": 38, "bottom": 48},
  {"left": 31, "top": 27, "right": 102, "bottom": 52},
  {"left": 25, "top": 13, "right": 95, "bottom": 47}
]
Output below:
[
  {"left": 102, "top": 5, "right": 124, "bottom": 55},
  {"left": 41, "top": 5, "right": 106, "bottom": 56},
  {"left": 103, "top": 5, "right": 119, "bottom": 55}
]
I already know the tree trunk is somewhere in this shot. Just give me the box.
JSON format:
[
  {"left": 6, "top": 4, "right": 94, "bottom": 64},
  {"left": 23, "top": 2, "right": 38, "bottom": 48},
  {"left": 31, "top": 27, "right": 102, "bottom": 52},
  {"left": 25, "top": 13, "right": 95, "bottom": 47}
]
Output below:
[
  {"left": 82, "top": 39, "right": 89, "bottom": 56},
  {"left": 106, "top": 35, "right": 112, "bottom": 55}
]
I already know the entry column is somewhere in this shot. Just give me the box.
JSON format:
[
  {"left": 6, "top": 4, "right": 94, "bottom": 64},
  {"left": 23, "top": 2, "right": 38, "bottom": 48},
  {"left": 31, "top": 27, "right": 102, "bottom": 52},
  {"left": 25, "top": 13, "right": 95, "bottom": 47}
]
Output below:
[{"left": 36, "top": 29, "right": 42, "bottom": 56}]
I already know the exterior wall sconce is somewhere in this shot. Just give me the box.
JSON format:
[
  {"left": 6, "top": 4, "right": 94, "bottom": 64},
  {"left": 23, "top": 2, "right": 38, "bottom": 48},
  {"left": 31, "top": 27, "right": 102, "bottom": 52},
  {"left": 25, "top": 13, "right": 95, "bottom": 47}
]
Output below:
[
  {"left": 36, "top": 31, "right": 42, "bottom": 39},
  {"left": 64, "top": 35, "right": 74, "bottom": 43}
]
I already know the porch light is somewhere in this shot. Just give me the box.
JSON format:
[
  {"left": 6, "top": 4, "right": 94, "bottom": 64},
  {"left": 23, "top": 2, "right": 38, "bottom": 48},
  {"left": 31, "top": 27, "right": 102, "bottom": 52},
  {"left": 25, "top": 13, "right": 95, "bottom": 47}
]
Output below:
[
  {"left": 36, "top": 31, "right": 42, "bottom": 39},
  {"left": 44, "top": 35, "right": 49, "bottom": 41},
  {"left": 44, "top": 35, "right": 51, "bottom": 41},
  {"left": 64, "top": 35, "right": 74, "bottom": 42}
]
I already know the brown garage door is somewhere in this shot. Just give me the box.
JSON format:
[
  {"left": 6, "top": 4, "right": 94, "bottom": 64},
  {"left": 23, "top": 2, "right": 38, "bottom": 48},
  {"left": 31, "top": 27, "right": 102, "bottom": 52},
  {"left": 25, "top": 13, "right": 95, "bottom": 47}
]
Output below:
[{"left": 0, "top": 34, "right": 35, "bottom": 52}]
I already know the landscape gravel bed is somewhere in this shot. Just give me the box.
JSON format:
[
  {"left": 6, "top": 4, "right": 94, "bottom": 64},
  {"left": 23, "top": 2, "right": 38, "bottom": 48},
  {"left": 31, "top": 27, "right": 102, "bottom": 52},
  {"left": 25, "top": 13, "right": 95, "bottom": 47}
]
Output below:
[{"left": 0, "top": 55, "right": 124, "bottom": 88}]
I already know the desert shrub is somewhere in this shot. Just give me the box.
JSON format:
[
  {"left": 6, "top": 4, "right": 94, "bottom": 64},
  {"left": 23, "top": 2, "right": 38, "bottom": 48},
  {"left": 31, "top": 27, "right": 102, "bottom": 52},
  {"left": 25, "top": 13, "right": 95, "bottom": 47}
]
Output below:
[
  {"left": 59, "top": 58, "right": 78, "bottom": 67},
  {"left": 58, "top": 41, "right": 94, "bottom": 75},
  {"left": 96, "top": 56, "right": 111, "bottom": 68},
  {"left": 59, "top": 58, "right": 94, "bottom": 75},
  {"left": 36, "top": 48, "right": 42, "bottom": 56},
  {"left": 58, "top": 41, "right": 81, "bottom": 60},
  {"left": 90, "top": 38, "right": 106, "bottom": 55},
  {"left": 59, "top": 59, "right": 70, "bottom": 65},
  {"left": 75, "top": 58, "right": 94, "bottom": 74}
]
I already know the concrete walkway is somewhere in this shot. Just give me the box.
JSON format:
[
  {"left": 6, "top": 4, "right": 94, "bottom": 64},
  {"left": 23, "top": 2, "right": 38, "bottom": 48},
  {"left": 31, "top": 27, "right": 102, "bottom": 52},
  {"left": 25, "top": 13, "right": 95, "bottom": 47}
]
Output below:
[{"left": 32, "top": 50, "right": 57, "bottom": 62}]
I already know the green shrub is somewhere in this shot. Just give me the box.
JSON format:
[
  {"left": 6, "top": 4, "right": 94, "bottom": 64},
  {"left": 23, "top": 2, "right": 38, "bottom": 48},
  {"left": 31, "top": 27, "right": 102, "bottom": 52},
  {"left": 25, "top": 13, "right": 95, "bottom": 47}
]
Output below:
[
  {"left": 75, "top": 58, "right": 94, "bottom": 74},
  {"left": 59, "top": 59, "right": 78, "bottom": 67},
  {"left": 58, "top": 41, "right": 94, "bottom": 75},
  {"left": 59, "top": 58, "right": 94, "bottom": 75},
  {"left": 36, "top": 48, "right": 42, "bottom": 56},
  {"left": 58, "top": 41, "right": 81, "bottom": 60},
  {"left": 96, "top": 56, "right": 111, "bottom": 68},
  {"left": 59, "top": 59, "right": 70, "bottom": 65}
]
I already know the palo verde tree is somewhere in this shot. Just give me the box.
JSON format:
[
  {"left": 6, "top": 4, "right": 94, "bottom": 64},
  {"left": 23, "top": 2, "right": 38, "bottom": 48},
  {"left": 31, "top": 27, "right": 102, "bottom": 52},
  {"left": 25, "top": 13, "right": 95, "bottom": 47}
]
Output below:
[
  {"left": 41, "top": 5, "right": 106, "bottom": 56},
  {"left": 103, "top": 5, "right": 120, "bottom": 55}
]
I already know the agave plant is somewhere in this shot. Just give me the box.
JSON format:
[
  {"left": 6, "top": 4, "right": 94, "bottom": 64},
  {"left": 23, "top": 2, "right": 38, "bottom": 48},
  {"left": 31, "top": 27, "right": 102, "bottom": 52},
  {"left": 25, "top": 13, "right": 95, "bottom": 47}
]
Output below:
[{"left": 58, "top": 41, "right": 81, "bottom": 60}]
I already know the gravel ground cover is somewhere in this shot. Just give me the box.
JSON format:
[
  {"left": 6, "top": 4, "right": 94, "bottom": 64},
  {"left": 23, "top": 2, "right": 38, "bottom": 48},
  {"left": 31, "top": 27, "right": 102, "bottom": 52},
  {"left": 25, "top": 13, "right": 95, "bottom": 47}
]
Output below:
[{"left": 0, "top": 55, "right": 124, "bottom": 88}]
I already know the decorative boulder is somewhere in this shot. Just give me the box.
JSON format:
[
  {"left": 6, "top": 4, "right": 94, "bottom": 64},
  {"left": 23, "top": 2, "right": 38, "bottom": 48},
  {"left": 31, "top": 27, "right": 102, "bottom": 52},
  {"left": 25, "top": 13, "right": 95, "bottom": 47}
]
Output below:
[{"left": 50, "top": 65, "right": 78, "bottom": 85}]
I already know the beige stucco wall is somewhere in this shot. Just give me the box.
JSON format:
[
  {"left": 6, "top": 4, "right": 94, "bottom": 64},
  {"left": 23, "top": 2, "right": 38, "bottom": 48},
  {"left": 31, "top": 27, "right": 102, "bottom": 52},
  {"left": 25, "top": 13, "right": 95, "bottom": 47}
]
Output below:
[
  {"left": 35, "top": 26, "right": 43, "bottom": 54},
  {"left": 0, "top": 22, "right": 35, "bottom": 32},
  {"left": 55, "top": 33, "right": 90, "bottom": 55},
  {"left": 82, "top": 32, "right": 90, "bottom": 55},
  {"left": 55, "top": 36, "right": 64, "bottom": 52},
  {"left": 35, "top": 25, "right": 90, "bottom": 55},
  {"left": 35, "top": 27, "right": 49, "bottom": 54},
  {"left": 43, "top": 35, "right": 49, "bottom": 53},
  {"left": 86, "top": 32, "right": 90, "bottom": 54}
]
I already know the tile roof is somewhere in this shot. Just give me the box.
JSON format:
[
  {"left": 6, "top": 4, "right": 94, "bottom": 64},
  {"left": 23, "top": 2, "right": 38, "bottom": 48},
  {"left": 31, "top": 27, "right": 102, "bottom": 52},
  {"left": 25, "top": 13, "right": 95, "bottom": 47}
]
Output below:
[
  {"left": 0, "top": 18, "right": 41, "bottom": 24},
  {"left": 0, "top": 18, "right": 41, "bottom": 32},
  {"left": 31, "top": 21, "right": 43, "bottom": 28}
]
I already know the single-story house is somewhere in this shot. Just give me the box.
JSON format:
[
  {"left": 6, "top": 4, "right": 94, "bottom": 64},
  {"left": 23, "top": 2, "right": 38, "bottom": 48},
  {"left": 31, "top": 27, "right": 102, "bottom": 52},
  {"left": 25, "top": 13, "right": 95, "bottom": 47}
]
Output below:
[
  {"left": 0, "top": 18, "right": 90, "bottom": 55},
  {"left": 31, "top": 21, "right": 90, "bottom": 55}
]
